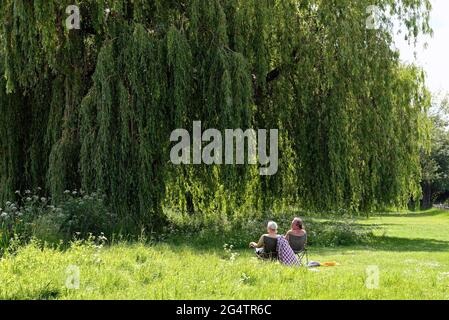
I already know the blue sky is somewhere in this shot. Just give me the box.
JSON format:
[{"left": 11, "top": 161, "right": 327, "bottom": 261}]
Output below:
[{"left": 394, "top": 0, "right": 449, "bottom": 96}]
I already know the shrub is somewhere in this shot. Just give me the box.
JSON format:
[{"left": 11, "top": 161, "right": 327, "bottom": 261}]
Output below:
[
  {"left": 0, "top": 190, "right": 48, "bottom": 251},
  {"left": 305, "top": 220, "right": 375, "bottom": 247},
  {"left": 56, "top": 190, "right": 117, "bottom": 239},
  {"left": 165, "top": 210, "right": 376, "bottom": 249},
  {"left": 0, "top": 189, "right": 117, "bottom": 253}
]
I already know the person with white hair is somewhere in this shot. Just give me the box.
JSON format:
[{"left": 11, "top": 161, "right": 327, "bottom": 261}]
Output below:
[{"left": 249, "top": 221, "right": 279, "bottom": 259}]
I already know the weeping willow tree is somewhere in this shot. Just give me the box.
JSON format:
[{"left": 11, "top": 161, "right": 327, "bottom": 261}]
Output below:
[{"left": 0, "top": 0, "right": 432, "bottom": 230}]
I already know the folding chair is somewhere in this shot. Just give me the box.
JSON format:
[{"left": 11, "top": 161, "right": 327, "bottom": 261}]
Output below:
[
  {"left": 288, "top": 234, "right": 309, "bottom": 266},
  {"left": 255, "top": 236, "right": 278, "bottom": 261}
]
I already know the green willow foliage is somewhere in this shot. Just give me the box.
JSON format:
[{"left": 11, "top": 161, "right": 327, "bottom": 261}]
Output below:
[{"left": 0, "top": 0, "right": 432, "bottom": 230}]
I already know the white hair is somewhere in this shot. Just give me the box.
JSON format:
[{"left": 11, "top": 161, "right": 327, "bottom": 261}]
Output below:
[{"left": 267, "top": 221, "right": 278, "bottom": 231}]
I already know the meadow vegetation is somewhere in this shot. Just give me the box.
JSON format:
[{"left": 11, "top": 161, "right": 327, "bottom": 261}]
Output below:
[{"left": 1, "top": 207, "right": 448, "bottom": 300}]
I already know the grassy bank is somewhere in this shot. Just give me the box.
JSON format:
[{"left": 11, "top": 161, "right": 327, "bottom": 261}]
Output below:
[{"left": 1, "top": 209, "right": 448, "bottom": 300}]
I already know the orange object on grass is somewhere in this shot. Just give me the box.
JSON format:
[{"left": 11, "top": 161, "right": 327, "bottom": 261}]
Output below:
[{"left": 321, "top": 262, "right": 338, "bottom": 267}]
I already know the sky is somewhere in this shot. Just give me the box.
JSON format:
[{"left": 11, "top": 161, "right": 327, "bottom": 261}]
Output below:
[{"left": 393, "top": 0, "right": 449, "bottom": 97}]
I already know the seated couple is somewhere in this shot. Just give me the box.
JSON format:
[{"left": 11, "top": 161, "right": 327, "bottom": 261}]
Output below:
[{"left": 249, "top": 218, "right": 307, "bottom": 262}]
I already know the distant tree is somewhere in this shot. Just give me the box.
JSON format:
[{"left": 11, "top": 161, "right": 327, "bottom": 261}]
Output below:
[{"left": 421, "top": 94, "right": 449, "bottom": 208}]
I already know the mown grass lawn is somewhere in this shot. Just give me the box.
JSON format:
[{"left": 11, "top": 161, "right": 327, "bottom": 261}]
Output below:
[{"left": 1, "top": 209, "right": 448, "bottom": 300}]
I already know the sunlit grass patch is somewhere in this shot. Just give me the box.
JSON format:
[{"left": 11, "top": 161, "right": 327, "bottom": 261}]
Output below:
[{"left": 0, "top": 209, "right": 448, "bottom": 300}]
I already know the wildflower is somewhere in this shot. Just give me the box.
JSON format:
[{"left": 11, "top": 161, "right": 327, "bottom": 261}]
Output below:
[
  {"left": 64, "top": 190, "right": 70, "bottom": 194},
  {"left": 230, "top": 252, "right": 239, "bottom": 262},
  {"left": 26, "top": 197, "right": 32, "bottom": 202},
  {"left": 15, "top": 190, "right": 20, "bottom": 194},
  {"left": 41, "top": 197, "right": 47, "bottom": 202},
  {"left": 1, "top": 212, "right": 7, "bottom": 218},
  {"left": 5, "top": 201, "right": 11, "bottom": 206},
  {"left": 25, "top": 190, "right": 31, "bottom": 194},
  {"left": 98, "top": 235, "right": 108, "bottom": 243},
  {"left": 239, "top": 273, "right": 251, "bottom": 284}
]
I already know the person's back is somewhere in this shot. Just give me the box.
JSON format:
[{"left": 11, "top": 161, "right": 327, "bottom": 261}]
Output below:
[
  {"left": 262, "top": 235, "right": 278, "bottom": 258},
  {"left": 249, "top": 221, "right": 279, "bottom": 260}
]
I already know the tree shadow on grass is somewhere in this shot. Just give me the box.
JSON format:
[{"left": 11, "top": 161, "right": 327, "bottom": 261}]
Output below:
[
  {"left": 364, "top": 235, "right": 449, "bottom": 252},
  {"left": 374, "top": 211, "right": 447, "bottom": 219},
  {"left": 162, "top": 233, "right": 449, "bottom": 256},
  {"left": 353, "top": 223, "right": 396, "bottom": 228},
  {"left": 162, "top": 220, "right": 381, "bottom": 253},
  {"left": 160, "top": 212, "right": 449, "bottom": 255}
]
